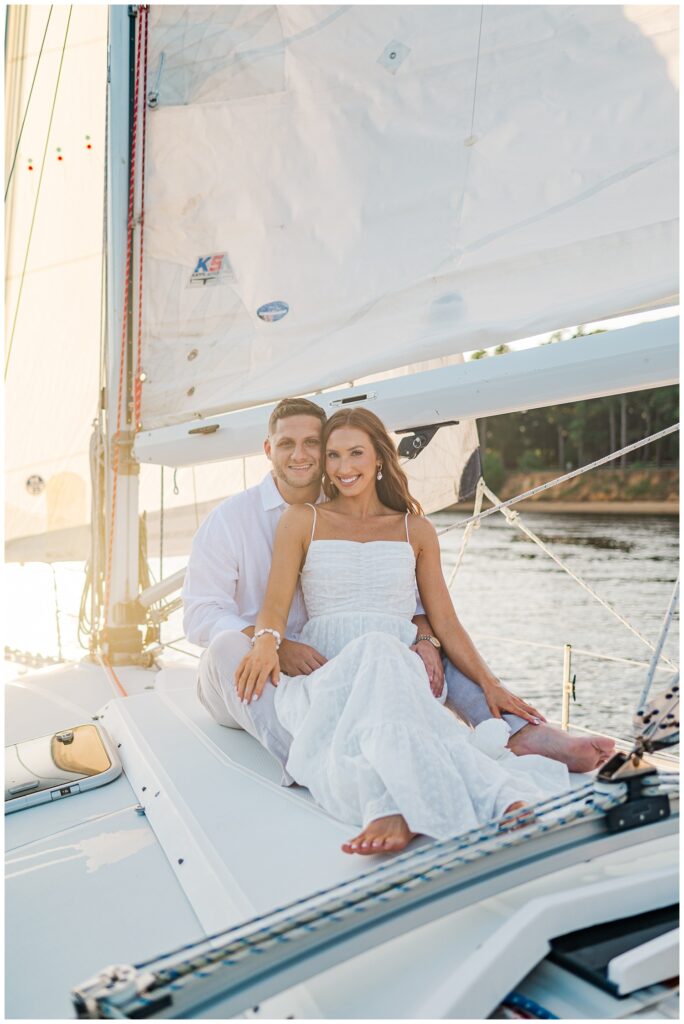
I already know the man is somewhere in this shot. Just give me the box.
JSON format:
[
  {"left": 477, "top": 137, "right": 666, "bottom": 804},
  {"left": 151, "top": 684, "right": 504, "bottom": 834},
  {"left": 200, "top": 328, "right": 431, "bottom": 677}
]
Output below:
[{"left": 183, "top": 397, "right": 613, "bottom": 779}]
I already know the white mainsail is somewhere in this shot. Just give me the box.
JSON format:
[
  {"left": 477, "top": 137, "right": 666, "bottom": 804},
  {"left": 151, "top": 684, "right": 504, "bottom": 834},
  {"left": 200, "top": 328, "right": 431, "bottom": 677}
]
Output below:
[
  {"left": 6, "top": 5, "right": 678, "bottom": 564},
  {"left": 140, "top": 4, "right": 678, "bottom": 429}
]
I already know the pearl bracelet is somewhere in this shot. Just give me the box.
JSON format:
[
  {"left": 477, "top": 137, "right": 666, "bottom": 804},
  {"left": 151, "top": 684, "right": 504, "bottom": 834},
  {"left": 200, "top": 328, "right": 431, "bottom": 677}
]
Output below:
[{"left": 251, "top": 628, "right": 282, "bottom": 650}]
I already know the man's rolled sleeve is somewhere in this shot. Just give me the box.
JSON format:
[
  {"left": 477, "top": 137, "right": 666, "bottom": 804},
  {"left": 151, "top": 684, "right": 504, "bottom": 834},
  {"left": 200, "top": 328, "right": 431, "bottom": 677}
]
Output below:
[
  {"left": 208, "top": 612, "right": 251, "bottom": 642},
  {"left": 182, "top": 508, "right": 250, "bottom": 647}
]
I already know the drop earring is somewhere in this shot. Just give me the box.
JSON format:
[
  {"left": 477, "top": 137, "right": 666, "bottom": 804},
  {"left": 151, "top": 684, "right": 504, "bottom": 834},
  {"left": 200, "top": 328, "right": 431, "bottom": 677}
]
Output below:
[{"left": 376, "top": 465, "right": 383, "bottom": 481}]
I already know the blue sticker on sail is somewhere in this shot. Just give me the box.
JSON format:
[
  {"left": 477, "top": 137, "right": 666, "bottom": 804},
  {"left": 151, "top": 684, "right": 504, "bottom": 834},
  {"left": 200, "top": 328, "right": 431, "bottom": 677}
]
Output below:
[{"left": 257, "top": 301, "right": 289, "bottom": 322}]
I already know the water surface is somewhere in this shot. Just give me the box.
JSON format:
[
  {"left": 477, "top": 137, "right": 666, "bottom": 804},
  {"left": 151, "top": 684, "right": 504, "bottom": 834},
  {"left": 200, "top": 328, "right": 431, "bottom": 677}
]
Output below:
[{"left": 4, "top": 512, "right": 679, "bottom": 742}]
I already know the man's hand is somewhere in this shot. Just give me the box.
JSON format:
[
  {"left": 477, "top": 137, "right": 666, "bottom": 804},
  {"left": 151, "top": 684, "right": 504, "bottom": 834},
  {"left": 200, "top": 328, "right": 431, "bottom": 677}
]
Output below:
[
  {"left": 410, "top": 639, "right": 445, "bottom": 699},
  {"left": 279, "top": 638, "right": 327, "bottom": 677},
  {"left": 480, "top": 678, "right": 545, "bottom": 724}
]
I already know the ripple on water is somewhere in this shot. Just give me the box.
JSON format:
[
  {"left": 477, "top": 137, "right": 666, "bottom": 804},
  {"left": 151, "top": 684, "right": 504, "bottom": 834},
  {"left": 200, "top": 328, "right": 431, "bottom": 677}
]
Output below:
[{"left": 440, "top": 511, "right": 679, "bottom": 741}]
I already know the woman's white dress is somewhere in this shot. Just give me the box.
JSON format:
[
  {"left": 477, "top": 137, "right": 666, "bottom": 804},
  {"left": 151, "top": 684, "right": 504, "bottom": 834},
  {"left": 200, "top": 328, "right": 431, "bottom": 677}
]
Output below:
[{"left": 274, "top": 538, "right": 569, "bottom": 839}]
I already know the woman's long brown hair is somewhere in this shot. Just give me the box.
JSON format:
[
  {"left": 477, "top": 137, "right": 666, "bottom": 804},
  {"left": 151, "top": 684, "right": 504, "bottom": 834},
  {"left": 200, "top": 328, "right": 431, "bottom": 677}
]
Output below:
[{"left": 322, "top": 408, "right": 424, "bottom": 516}]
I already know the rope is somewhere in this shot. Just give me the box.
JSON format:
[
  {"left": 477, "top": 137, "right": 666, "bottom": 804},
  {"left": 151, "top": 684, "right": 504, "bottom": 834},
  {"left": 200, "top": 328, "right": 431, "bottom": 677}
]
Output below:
[
  {"left": 159, "top": 642, "right": 200, "bottom": 660},
  {"left": 111, "top": 785, "right": 634, "bottom": 1018},
  {"left": 5, "top": 6, "right": 72, "bottom": 381},
  {"left": 446, "top": 476, "right": 485, "bottom": 587},
  {"left": 478, "top": 480, "right": 678, "bottom": 670},
  {"left": 436, "top": 424, "right": 679, "bottom": 536},
  {"left": 104, "top": 8, "right": 144, "bottom": 620},
  {"left": 4, "top": 5, "right": 53, "bottom": 200},
  {"left": 134, "top": 786, "right": 594, "bottom": 966},
  {"left": 637, "top": 577, "right": 680, "bottom": 712},
  {"left": 94, "top": 651, "right": 129, "bottom": 698}
]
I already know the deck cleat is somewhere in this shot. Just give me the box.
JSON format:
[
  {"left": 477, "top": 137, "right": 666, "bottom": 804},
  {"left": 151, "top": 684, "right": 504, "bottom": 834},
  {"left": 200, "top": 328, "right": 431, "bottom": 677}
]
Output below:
[{"left": 595, "top": 749, "right": 671, "bottom": 834}]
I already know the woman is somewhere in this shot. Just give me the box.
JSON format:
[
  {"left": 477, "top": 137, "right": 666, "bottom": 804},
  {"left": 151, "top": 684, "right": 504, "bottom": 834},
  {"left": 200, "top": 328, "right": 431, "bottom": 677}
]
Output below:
[{"left": 236, "top": 409, "right": 569, "bottom": 854}]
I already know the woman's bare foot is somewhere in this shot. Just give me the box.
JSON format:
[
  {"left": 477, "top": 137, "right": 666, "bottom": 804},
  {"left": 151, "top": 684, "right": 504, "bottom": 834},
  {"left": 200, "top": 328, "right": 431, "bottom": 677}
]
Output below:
[
  {"left": 342, "top": 814, "right": 417, "bottom": 855},
  {"left": 500, "top": 800, "right": 535, "bottom": 831},
  {"left": 508, "top": 723, "right": 615, "bottom": 773}
]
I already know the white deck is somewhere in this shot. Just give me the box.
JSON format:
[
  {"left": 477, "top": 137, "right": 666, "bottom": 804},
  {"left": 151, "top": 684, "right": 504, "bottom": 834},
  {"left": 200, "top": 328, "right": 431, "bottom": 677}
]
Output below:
[{"left": 5, "top": 658, "right": 679, "bottom": 1019}]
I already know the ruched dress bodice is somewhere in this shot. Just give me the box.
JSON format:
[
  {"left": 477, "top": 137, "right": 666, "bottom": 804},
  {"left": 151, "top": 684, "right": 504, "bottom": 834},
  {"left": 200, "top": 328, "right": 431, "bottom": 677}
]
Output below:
[{"left": 298, "top": 541, "right": 418, "bottom": 658}]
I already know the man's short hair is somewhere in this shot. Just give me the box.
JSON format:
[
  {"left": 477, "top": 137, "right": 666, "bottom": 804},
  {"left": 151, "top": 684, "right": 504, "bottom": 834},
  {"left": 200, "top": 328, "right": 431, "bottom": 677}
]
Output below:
[{"left": 268, "top": 397, "right": 327, "bottom": 435}]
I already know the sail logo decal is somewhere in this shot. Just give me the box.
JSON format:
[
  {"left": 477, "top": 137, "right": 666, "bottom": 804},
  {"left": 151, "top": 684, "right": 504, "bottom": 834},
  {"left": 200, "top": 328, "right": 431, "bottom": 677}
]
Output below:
[
  {"left": 26, "top": 475, "right": 45, "bottom": 495},
  {"left": 257, "top": 301, "right": 289, "bottom": 322},
  {"left": 189, "top": 253, "right": 233, "bottom": 287}
]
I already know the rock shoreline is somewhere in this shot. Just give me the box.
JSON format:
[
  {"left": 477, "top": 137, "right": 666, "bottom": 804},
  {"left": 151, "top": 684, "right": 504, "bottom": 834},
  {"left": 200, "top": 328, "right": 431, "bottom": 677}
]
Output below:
[{"left": 451, "top": 500, "right": 678, "bottom": 516}]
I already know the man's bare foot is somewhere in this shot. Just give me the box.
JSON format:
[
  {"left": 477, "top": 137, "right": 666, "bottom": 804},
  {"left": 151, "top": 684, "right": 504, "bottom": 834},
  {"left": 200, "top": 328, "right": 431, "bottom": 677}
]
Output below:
[
  {"left": 342, "top": 814, "right": 417, "bottom": 855},
  {"left": 508, "top": 722, "right": 615, "bottom": 773},
  {"left": 500, "top": 800, "right": 535, "bottom": 831}
]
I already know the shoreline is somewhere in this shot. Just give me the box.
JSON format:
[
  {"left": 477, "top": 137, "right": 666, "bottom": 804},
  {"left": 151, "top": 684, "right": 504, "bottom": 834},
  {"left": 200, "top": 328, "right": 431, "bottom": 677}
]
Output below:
[{"left": 450, "top": 501, "right": 678, "bottom": 516}]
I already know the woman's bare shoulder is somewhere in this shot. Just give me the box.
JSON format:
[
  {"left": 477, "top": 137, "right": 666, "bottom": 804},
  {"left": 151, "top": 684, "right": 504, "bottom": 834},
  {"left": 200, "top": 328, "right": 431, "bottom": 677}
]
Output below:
[
  {"left": 279, "top": 502, "right": 316, "bottom": 529},
  {"left": 408, "top": 514, "right": 438, "bottom": 547}
]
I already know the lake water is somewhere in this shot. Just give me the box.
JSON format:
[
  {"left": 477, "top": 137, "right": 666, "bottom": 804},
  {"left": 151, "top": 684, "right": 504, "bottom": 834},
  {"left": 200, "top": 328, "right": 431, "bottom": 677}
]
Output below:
[
  {"left": 435, "top": 510, "right": 679, "bottom": 740},
  {"left": 4, "top": 511, "right": 679, "bottom": 743}
]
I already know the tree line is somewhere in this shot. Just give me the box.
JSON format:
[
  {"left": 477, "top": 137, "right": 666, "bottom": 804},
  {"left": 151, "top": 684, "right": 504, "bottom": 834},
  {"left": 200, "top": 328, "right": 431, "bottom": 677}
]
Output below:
[{"left": 471, "top": 330, "right": 679, "bottom": 474}]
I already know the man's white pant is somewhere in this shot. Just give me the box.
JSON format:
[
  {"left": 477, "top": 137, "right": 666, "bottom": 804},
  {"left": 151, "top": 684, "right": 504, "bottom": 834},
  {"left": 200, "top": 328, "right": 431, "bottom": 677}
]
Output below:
[{"left": 197, "top": 631, "right": 294, "bottom": 773}]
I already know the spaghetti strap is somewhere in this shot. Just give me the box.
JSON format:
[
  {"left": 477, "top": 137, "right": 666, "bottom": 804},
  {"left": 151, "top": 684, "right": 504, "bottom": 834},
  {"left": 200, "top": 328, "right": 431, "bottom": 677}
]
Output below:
[
  {"left": 305, "top": 502, "right": 318, "bottom": 544},
  {"left": 404, "top": 511, "right": 410, "bottom": 543}
]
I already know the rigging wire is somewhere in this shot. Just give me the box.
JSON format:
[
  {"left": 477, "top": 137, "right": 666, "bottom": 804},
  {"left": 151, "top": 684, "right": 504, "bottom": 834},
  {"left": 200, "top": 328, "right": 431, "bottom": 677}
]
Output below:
[
  {"left": 473, "top": 631, "right": 675, "bottom": 673},
  {"left": 4, "top": 5, "right": 53, "bottom": 201},
  {"left": 159, "top": 466, "right": 165, "bottom": 584},
  {"left": 477, "top": 478, "right": 678, "bottom": 670},
  {"left": 50, "top": 564, "right": 63, "bottom": 661},
  {"left": 437, "top": 423, "right": 680, "bottom": 536},
  {"left": 637, "top": 576, "right": 680, "bottom": 712},
  {"left": 5, "top": 5, "right": 72, "bottom": 382}
]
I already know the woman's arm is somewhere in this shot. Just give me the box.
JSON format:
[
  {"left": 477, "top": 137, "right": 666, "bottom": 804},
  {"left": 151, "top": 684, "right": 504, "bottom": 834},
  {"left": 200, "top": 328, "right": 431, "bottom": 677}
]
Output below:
[
  {"left": 412, "top": 517, "right": 543, "bottom": 723},
  {"left": 235, "top": 504, "right": 311, "bottom": 703}
]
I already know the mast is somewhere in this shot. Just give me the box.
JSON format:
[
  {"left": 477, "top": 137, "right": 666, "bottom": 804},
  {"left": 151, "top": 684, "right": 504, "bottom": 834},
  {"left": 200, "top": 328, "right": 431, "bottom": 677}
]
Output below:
[{"left": 99, "top": 5, "right": 143, "bottom": 661}]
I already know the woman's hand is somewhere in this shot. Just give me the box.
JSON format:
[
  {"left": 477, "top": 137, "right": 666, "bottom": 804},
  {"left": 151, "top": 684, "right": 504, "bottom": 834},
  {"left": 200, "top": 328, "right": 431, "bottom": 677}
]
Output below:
[
  {"left": 410, "top": 639, "right": 445, "bottom": 698},
  {"left": 480, "top": 678, "right": 545, "bottom": 724},
  {"left": 235, "top": 636, "right": 280, "bottom": 704}
]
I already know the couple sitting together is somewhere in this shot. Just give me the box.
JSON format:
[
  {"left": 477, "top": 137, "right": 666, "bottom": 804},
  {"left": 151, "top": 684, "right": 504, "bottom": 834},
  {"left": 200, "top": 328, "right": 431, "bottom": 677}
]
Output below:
[{"left": 183, "top": 398, "right": 614, "bottom": 854}]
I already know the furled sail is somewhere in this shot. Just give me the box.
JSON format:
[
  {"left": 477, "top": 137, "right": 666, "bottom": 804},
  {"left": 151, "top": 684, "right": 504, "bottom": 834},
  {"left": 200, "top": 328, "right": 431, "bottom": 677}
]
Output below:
[{"left": 140, "top": 4, "right": 678, "bottom": 429}]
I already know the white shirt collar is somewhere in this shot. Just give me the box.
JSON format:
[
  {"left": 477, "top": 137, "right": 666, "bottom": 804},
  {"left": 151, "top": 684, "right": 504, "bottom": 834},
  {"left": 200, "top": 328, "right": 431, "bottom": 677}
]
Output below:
[
  {"left": 259, "top": 472, "right": 287, "bottom": 511},
  {"left": 259, "top": 472, "right": 324, "bottom": 511}
]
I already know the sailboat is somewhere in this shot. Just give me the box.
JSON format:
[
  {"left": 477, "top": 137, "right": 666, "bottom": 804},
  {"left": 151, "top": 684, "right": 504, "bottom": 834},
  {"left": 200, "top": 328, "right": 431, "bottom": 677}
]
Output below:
[{"left": 5, "top": 5, "right": 679, "bottom": 1019}]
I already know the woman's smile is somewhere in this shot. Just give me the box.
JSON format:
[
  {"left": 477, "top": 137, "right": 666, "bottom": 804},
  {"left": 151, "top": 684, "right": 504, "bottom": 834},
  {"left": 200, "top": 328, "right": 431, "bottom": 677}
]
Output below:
[{"left": 326, "top": 425, "right": 379, "bottom": 494}]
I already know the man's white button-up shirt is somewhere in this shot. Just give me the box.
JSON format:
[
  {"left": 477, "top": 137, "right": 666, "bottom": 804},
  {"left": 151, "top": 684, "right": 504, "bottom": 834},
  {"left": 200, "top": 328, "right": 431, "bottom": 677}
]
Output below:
[{"left": 182, "top": 473, "right": 311, "bottom": 647}]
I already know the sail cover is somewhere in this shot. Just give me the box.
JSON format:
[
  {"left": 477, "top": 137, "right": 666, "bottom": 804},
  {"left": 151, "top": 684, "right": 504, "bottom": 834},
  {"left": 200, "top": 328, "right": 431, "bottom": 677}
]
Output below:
[{"left": 140, "top": 4, "right": 678, "bottom": 429}]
